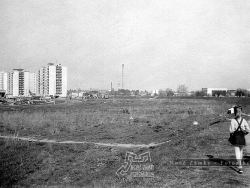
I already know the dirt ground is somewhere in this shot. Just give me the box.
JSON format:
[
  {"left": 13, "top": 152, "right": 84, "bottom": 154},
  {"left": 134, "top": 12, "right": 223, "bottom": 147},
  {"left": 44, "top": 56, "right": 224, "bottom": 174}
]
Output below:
[{"left": 1, "top": 97, "right": 250, "bottom": 188}]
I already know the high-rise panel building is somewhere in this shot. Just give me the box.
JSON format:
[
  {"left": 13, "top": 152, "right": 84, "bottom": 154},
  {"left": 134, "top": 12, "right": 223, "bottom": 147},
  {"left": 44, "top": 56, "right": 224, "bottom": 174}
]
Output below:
[
  {"left": 24, "top": 71, "right": 29, "bottom": 96},
  {"left": 37, "top": 67, "right": 45, "bottom": 96},
  {"left": 0, "top": 71, "right": 8, "bottom": 97},
  {"left": 61, "top": 66, "right": 67, "bottom": 97},
  {"left": 56, "top": 65, "right": 62, "bottom": 96},
  {"left": 4, "top": 72, "right": 7, "bottom": 91},
  {"left": 37, "top": 64, "right": 55, "bottom": 96},
  {"left": 29, "top": 73, "right": 37, "bottom": 95},
  {"left": 0, "top": 71, "right": 7, "bottom": 91},
  {"left": 37, "top": 63, "right": 67, "bottom": 97},
  {"left": 47, "top": 63, "right": 56, "bottom": 96},
  {"left": 7, "top": 72, "right": 13, "bottom": 95},
  {"left": 56, "top": 64, "right": 67, "bottom": 97},
  {"left": 8, "top": 69, "right": 33, "bottom": 97},
  {"left": 12, "top": 69, "right": 20, "bottom": 96},
  {"left": 3, "top": 62, "right": 66, "bottom": 97}
]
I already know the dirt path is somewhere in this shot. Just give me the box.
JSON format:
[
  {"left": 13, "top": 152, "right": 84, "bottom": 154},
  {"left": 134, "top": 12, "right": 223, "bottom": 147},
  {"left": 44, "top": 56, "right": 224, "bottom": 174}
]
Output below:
[{"left": 0, "top": 135, "right": 171, "bottom": 148}]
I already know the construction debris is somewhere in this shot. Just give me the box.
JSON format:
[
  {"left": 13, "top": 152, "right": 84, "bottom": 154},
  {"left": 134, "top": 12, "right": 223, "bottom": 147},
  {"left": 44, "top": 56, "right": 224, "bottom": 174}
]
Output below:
[{"left": 0, "top": 97, "right": 55, "bottom": 106}]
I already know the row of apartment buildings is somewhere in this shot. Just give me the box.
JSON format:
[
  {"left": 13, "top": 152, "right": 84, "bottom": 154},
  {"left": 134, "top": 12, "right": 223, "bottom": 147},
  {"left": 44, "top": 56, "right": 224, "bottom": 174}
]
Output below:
[{"left": 0, "top": 63, "right": 67, "bottom": 97}]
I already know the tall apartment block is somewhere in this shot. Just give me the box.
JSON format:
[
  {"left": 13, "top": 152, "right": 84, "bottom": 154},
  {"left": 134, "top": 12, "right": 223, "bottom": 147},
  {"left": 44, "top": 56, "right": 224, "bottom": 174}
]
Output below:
[
  {"left": 48, "top": 63, "right": 56, "bottom": 96},
  {"left": 56, "top": 64, "right": 67, "bottom": 97},
  {"left": 0, "top": 71, "right": 7, "bottom": 90},
  {"left": 37, "top": 64, "right": 55, "bottom": 96},
  {"left": 6, "top": 69, "right": 37, "bottom": 97},
  {"left": 24, "top": 71, "right": 30, "bottom": 96},
  {"left": 29, "top": 73, "right": 37, "bottom": 95},
  {"left": 37, "top": 67, "right": 45, "bottom": 96},
  {"left": 7, "top": 72, "right": 13, "bottom": 95},
  {"left": 37, "top": 63, "right": 67, "bottom": 97},
  {"left": 0, "top": 71, "right": 7, "bottom": 97},
  {"left": 2, "top": 62, "right": 66, "bottom": 97},
  {"left": 12, "top": 69, "right": 24, "bottom": 96}
]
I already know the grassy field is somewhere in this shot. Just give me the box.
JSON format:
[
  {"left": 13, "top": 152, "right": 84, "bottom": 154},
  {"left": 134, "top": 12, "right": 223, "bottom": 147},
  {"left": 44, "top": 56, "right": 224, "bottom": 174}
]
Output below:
[{"left": 1, "top": 97, "right": 250, "bottom": 187}]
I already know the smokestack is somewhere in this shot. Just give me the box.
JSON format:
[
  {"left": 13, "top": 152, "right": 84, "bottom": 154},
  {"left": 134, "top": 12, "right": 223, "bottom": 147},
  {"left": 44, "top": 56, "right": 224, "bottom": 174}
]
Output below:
[{"left": 122, "top": 64, "right": 124, "bottom": 89}]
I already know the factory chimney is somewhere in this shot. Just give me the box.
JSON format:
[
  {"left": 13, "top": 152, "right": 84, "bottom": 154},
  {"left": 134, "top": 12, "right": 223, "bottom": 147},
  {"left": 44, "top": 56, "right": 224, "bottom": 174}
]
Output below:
[{"left": 122, "top": 64, "right": 124, "bottom": 89}]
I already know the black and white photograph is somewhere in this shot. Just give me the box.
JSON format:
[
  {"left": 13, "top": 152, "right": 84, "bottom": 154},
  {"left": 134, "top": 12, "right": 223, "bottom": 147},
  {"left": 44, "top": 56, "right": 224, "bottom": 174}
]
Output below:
[{"left": 1, "top": 0, "right": 250, "bottom": 187}]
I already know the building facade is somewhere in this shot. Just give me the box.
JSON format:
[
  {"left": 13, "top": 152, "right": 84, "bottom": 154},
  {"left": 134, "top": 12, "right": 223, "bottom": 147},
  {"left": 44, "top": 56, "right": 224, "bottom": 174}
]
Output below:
[
  {"left": 29, "top": 73, "right": 37, "bottom": 95},
  {"left": 7, "top": 72, "right": 13, "bottom": 95},
  {"left": 57, "top": 64, "right": 67, "bottom": 97},
  {"left": 0, "top": 71, "right": 7, "bottom": 91},
  {"left": 11, "top": 69, "right": 27, "bottom": 97},
  {"left": 2, "top": 62, "right": 66, "bottom": 98},
  {"left": 202, "top": 88, "right": 227, "bottom": 96},
  {"left": 24, "top": 71, "right": 29, "bottom": 96},
  {"left": 48, "top": 64, "right": 56, "bottom": 96},
  {"left": 6, "top": 69, "right": 37, "bottom": 97},
  {"left": 0, "top": 71, "right": 7, "bottom": 97},
  {"left": 37, "top": 63, "right": 67, "bottom": 97},
  {"left": 12, "top": 69, "right": 21, "bottom": 96},
  {"left": 37, "top": 67, "right": 45, "bottom": 96}
]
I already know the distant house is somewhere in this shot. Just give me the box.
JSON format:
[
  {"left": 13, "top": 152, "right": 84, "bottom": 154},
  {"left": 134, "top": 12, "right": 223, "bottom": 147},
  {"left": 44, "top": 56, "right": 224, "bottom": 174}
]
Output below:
[
  {"left": 174, "top": 92, "right": 188, "bottom": 97},
  {"left": 99, "top": 90, "right": 108, "bottom": 94},
  {"left": 71, "top": 92, "right": 79, "bottom": 98},
  {"left": 130, "top": 91, "right": 135, "bottom": 97},
  {"left": 202, "top": 88, "right": 227, "bottom": 97},
  {"left": 140, "top": 91, "right": 147, "bottom": 96},
  {"left": 227, "top": 90, "right": 236, "bottom": 97},
  {"left": 151, "top": 90, "right": 159, "bottom": 96}
]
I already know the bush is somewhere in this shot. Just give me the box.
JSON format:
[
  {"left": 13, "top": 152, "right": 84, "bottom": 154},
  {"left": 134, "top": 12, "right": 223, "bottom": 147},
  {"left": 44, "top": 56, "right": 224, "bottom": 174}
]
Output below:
[
  {"left": 194, "top": 90, "right": 206, "bottom": 97},
  {"left": 235, "top": 88, "right": 250, "bottom": 97}
]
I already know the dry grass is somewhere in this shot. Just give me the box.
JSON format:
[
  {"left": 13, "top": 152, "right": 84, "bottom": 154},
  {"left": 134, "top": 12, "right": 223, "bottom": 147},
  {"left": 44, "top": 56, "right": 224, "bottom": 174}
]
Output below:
[
  {"left": 0, "top": 98, "right": 227, "bottom": 139},
  {"left": 0, "top": 97, "right": 250, "bottom": 187}
]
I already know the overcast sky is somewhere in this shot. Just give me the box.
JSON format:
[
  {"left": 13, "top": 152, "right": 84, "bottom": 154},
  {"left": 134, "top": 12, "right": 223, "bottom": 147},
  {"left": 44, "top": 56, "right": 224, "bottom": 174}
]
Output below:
[{"left": 1, "top": 0, "right": 250, "bottom": 91}]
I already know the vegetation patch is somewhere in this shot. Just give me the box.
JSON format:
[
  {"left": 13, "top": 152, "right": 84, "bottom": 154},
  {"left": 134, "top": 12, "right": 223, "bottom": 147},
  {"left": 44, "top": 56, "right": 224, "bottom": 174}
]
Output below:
[{"left": 1, "top": 98, "right": 250, "bottom": 187}]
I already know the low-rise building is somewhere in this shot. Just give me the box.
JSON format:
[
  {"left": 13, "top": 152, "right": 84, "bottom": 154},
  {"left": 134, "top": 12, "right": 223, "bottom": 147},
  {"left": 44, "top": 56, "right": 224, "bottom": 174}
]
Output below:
[
  {"left": 202, "top": 88, "right": 227, "bottom": 96},
  {"left": 151, "top": 90, "right": 159, "bottom": 96},
  {"left": 227, "top": 90, "right": 236, "bottom": 97}
]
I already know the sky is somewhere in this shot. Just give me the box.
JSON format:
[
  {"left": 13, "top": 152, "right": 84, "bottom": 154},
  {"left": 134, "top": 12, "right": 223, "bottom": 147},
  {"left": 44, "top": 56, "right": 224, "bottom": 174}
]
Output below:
[{"left": 1, "top": 0, "right": 250, "bottom": 91}]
